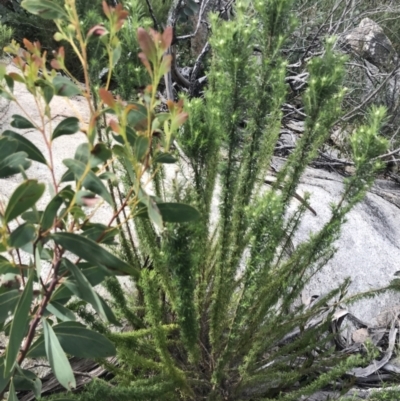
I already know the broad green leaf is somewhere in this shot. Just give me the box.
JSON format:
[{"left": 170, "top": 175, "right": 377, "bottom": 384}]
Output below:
[
  {"left": 14, "top": 367, "right": 42, "bottom": 397},
  {"left": 41, "top": 193, "right": 63, "bottom": 230},
  {"left": 0, "top": 88, "right": 13, "bottom": 101},
  {"left": 91, "top": 143, "right": 112, "bottom": 166},
  {"left": 9, "top": 223, "right": 36, "bottom": 248},
  {"left": 0, "top": 136, "right": 18, "bottom": 157},
  {"left": 154, "top": 152, "right": 177, "bottom": 164},
  {"left": 10, "top": 114, "right": 35, "bottom": 129},
  {"left": 62, "top": 259, "right": 106, "bottom": 320},
  {"left": 29, "top": 321, "right": 116, "bottom": 358},
  {"left": 4, "top": 180, "right": 45, "bottom": 223},
  {"left": 0, "top": 357, "right": 12, "bottom": 394},
  {"left": 0, "top": 152, "right": 31, "bottom": 178},
  {"left": 112, "top": 126, "right": 137, "bottom": 146},
  {"left": 21, "top": 0, "right": 67, "bottom": 19},
  {"left": 112, "top": 41, "right": 122, "bottom": 67},
  {"left": 21, "top": 210, "right": 42, "bottom": 224},
  {"left": 43, "top": 84, "right": 54, "bottom": 105},
  {"left": 51, "top": 233, "right": 139, "bottom": 278},
  {"left": 135, "top": 135, "right": 149, "bottom": 162},
  {"left": 2, "top": 130, "right": 47, "bottom": 164},
  {"left": 81, "top": 223, "right": 118, "bottom": 245},
  {"left": 0, "top": 290, "right": 19, "bottom": 323},
  {"left": 158, "top": 203, "right": 200, "bottom": 222},
  {"left": 5, "top": 273, "right": 33, "bottom": 373},
  {"left": 52, "top": 117, "right": 80, "bottom": 140},
  {"left": 53, "top": 76, "right": 81, "bottom": 97},
  {"left": 4, "top": 75, "right": 14, "bottom": 92},
  {"left": 42, "top": 318, "right": 76, "bottom": 390},
  {"left": 7, "top": 378, "right": 17, "bottom": 401},
  {"left": 63, "top": 158, "right": 113, "bottom": 205},
  {"left": 127, "top": 103, "right": 147, "bottom": 130},
  {"left": 81, "top": 263, "right": 114, "bottom": 286},
  {"left": 46, "top": 302, "right": 76, "bottom": 322},
  {"left": 139, "top": 188, "right": 162, "bottom": 228}
]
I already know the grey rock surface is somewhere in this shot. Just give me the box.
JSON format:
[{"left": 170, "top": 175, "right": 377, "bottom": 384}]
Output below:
[
  {"left": 292, "top": 163, "right": 400, "bottom": 325},
  {"left": 345, "top": 17, "right": 397, "bottom": 72}
]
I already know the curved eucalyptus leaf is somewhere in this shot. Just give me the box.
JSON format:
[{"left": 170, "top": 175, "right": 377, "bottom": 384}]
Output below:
[
  {"left": 53, "top": 76, "right": 81, "bottom": 97},
  {"left": 2, "top": 130, "right": 47, "bottom": 164},
  {"left": 9, "top": 223, "right": 36, "bottom": 248},
  {"left": 4, "top": 180, "right": 45, "bottom": 223},
  {"left": 10, "top": 114, "right": 35, "bottom": 129},
  {"left": 62, "top": 258, "right": 106, "bottom": 321},
  {"left": 46, "top": 302, "right": 76, "bottom": 322},
  {"left": 14, "top": 367, "right": 42, "bottom": 397},
  {"left": 52, "top": 117, "right": 80, "bottom": 140},
  {"left": 21, "top": 0, "right": 68, "bottom": 19},
  {"left": 0, "top": 290, "right": 19, "bottom": 324},
  {"left": 42, "top": 319, "right": 76, "bottom": 390},
  {"left": 51, "top": 232, "right": 139, "bottom": 278},
  {"left": 63, "top": 158, "right": 113, "bottom": 205},
  {"left": 28, "top": 321, "right": 116, "bottom": 358},
  {"left": 5, "top": 273, "right": 33, "bottom": 374}
]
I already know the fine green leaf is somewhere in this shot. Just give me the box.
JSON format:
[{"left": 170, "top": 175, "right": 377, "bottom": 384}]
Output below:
[
  {"left": 2, "top": 130, "right": 47, "bottom": 164},
  {"left": 52, "top": 117, "right": 80, "bottom": 140},
  {"left": 63, "top": 158, "right": 113, "bottom": 205},
  {"left": 29, "top": 321, "right": 116, "bottom": 358},
  {"left": 4, "top": 180, "right": 45, "bottom": 223},
  {"left": 42, "top": 318, "right": 76, "bottom": 390},
  {"left": 0, "top": 290, "right": 20, "bottom": 324},
  {"left": 51, "top": 232, "right": 139, "bottom": 278},
  {"left": 5, "top": 273, "right": 33, "bottom": 374},
  {"left": 158, "top": 203, "right": 201, "bottom": 222},
  {"left": 98, "top": 294, "right": 121, "bottom": 326},
  {"left": 8, "top": 223, "right": 36, "bottom": 248},
  {"left": 21, "top": 0, "right": 68, "bottom": 19},
  {"left": 62, "top": 258, "right": 106, "bottom": 320},
  {"left": 135, "top": 135, "right": 149, "bottom": 162},
  {"left": 10, "top": 114, "right": 35, "bottom": 129},
  {"left": 53, "top": 76, "right": 81, "bottom": 97}
]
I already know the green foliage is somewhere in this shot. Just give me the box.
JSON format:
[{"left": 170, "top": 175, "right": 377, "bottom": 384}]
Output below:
[
  {"left": 0, "top": 22, "right": 13, "bottom": 57},
  {"left": 0, "top": 0, "right": 392, "bottom": 400},
  {"left": 0, "top": 0, "right": 194, "bottom": 398},
  {"left": 72, "top": 1, "right": 388, "bottom": 401}
]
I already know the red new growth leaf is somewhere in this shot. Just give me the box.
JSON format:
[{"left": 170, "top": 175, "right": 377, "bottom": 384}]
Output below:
[
  {"left": 102, "top": 0, "right": 111, "bottom": 18},
  {"left": 23, "top": 38, "right": 34, "bottom": 52},
  {"left": 51, "top": 59, "right": 62, "bottom": 70},
  {"left": 109, "top": 119, "right": 120, "bottom": 133},
  {"left": 138, "top": 52, "right": 153, "bottom": 77},
  {"left": 87, "top": 24, "right": 108, "bottom": 38},
  {"left": 115, "top": 4, "right": 129, "bottom": 31},
  {"left": 162, "top": 26, "right": 173, "bottom": 50},
  {"left": 99, "top": 88, "right": 116, "bottom": 108},
  {"left": 137, "top": 28, "right": 156, "bottom": 61}
]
